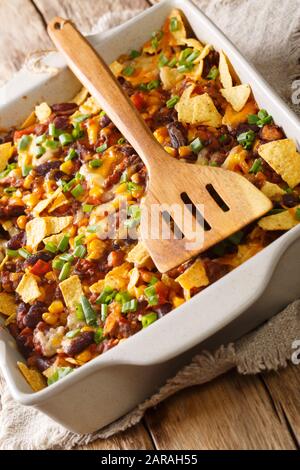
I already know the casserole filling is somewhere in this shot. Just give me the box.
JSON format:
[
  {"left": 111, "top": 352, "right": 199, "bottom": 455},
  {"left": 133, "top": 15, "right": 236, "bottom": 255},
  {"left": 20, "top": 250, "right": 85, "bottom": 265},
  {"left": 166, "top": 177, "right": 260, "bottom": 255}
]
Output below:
[{"left": 1, "top": 9, "right": 300, "bottom": 391}]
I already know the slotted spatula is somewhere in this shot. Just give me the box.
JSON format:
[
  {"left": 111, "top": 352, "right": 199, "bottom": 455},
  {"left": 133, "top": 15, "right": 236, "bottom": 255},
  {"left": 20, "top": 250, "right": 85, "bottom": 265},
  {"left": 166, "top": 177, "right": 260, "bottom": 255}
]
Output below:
[{"left": 48, "top": 18, "right": 272, "bottom": 273}]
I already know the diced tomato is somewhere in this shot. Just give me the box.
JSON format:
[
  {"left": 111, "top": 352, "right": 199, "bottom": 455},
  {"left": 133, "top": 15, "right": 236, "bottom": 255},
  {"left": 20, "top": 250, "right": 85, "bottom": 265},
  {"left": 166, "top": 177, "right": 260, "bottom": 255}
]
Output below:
[
  {"left": 154, "top": 281, "right": 169, "bottom": 304},
  {"left": 131, "top": 92, "right": 146, "bottom": 112},
  {"left": 14, "top": 125, "right": 36, "bottom": 142},
  {"left": 30, "top": 259, "right": 51, "bottom": 276}
]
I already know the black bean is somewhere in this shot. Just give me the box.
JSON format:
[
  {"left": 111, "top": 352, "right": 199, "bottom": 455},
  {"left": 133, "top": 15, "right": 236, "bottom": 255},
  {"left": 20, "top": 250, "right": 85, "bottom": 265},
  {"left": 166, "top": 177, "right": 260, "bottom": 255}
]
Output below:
[
  {"left": 0, "top": 205, "right": 25, "bottom": 218},
  {"left": 35, "top": 160, "right": 61, "bottom": 176},
  {"left": 167, "top": 121, "right": 187, "bottom": 148},
  {"left": 154, "top": 303, "right": 172, "bottom": 318},
  {"left": 62, "top": 331, "right": 94, "bottom": 356},
  {"left": 24, "top": 301, "right": 46, "bottom": 329},
  {"left": 17, "top": 302, "right": 28, "bottom": 330},
  {"left": 282, "top": 193, "right": 299, "bottom": 208},
  {"left": 24, "top": 251, "right": 54, "bottom": 267},
  {"left": 7, "top": 231, "right": 26, "bottom": 250},
  {"left": 35, "top": 356, "right": 55, "bottom": 372},
  {"left": 100, "top": 114, "right": 111, "bottom": 128}
]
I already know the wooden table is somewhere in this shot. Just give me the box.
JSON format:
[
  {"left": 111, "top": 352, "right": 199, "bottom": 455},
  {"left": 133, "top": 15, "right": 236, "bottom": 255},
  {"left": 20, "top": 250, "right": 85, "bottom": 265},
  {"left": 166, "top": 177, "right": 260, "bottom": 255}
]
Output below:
[{"left": 1, "top": 0, "right": 299, "bottom": 451}]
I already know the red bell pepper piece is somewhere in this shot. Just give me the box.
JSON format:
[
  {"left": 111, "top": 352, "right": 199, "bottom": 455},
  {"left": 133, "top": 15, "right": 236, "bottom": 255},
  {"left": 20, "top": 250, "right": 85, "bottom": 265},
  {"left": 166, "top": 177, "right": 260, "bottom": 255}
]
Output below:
[
  {"left": 30, "top": 259, "right": 51, "bottom": 276},
  {"left": 131, "top": 92, "right": 146, "bottom": 112}
]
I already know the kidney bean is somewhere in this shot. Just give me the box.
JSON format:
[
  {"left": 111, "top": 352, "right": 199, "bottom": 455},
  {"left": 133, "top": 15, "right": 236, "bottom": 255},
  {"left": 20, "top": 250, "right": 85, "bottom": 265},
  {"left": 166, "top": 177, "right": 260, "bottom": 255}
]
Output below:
[
  {"left": 209, "top": 151, "right": 227, "bottom": 166},
  {"left": 53, "top": 116, "right": 70, "bottom": 130},
  {"left": 167, "top": 121, "right": 187, "bottom": 148},
  {"left": 35, "top": 355, "right": 55, "bottom": 372},
  {"left": 35, "top": 160, "right": 61, "bottom": 176},
  {"left": 154, "top": 303, "right": 173, "bottom": 318},
  {"left": 118, "top": 77, "right": 135, "bottom": 96},
  {"left": 24, "top": 301, "right": 46, "bottom": 329},
  {"left": 100, "top": 114, "right": 111, "bottom": 128},
  {"left": 24, "top": 251, "right": 54, "bottom": 267},
  {"left": 17, "top": 327, "right": 34, "bottom": 358},
  {"left": 204, "top": 259, "right": 230, "bottom": 283},
  {"left": 17, "top": 302, "right": 28, "bottom": 330},
  {"left": 52, "top": 102, "right": 78, "bottom": 116},
  {"left": 0, "top": 204, "right": 25, "bottom": 219},
  {"left": 282, "top": 193, "right": 299, "bottom": 208},
  {"left": 63, "top": 331, "right": 94, "bottom": 356},
  {"left": 6, "top": 231, "right": 26, "bottom": 250}
]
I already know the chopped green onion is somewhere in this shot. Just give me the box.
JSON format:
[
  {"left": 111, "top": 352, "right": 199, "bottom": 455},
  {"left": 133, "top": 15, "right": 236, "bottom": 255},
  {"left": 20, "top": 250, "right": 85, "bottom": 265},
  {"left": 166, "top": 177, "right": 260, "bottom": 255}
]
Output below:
[
  {"left": 127, "top": 181, "right": 142, "bottom": 193},
  {"left": 237, "top": 130, "right": 256, "bottom": 150},
  {"left": 249, "top": 158, "right": 262, "bottom": 174},
  {"left": 129, "top": 49, "right": 140, "bottom": 59},
  {"left": 117, "top": 137, "right": 126, "bottom": 145},
  {"left": 66, "top": 329, "right": 81, "bottom": 339},
  {"left": 80, "top": 295, "right": 97, "bottom": 326},
  {"left": 170, "top": 17, "right": 179, "bottom": 32},
  {"left": 186, "top": 50, "right": 200, "bottom": 64},
  {"left": 99, "top": 111, "right": 106, "bottom": 117},
  {"left": 75, "top": 303, "right": 85, "bottom": 321},
  {"left": 65, "top": 148, "right": 78, "bottom": 161},
  {"left": 75, "top": 171, "right": 85, "bottom": 182},
  {"left": 57, "top": 235, "right": 69, "bottom": 252},
  {"left": 45, "top": 242, "right": 58, "bottom": 253},
  {"left": 122, "top": 299, "right": 138, "bottom": 313},
  {"left": 207, "top": 66, "right": 219, "bottom": 80},
  {"left": 3, "top": 187, "right": 17, "bottom": 194},
  {"left": 168, "top": 58, "right": 177, "bottom": 68},
  {"left": 87, "top": 225, "right": 101, "bottom": 233},
  {"left": 123, "top": 65, "right": 135, "bottom": 77},
  {"left": 74, "top": 234, "right": 85, "bottom": 246},
  {"left": 285, "top": 187, "right": 293, "bottom": 194},
  {"left": 52, "top": 258, "right": 64, "bottom": 271},
  {"left": 45, "top": 139, "right": 60, "bottom": 150},
  {"left": 120, "top": 170, "right": 128, "bottom": 183},
  {"left": 48, "top": 123, "right": 61, "bottom": 138},
  {"left": 34, "top": 145, "right": 46, "bottom": 158},
  {"left": 296, "top": 208, "right": 300, "bottom": 221},
  {"left": 166, "top": 95, "right": 180, "bottom": 109},
  {"left": 72, "top": 124, "right": 84, "bottom": 140},
  {"left": 47, "top": 367, "right": 73, "bottom": 386},
  {"left": 101, "top": 304, "right": 108, "bottom": 322},
  {"left": 73, "top": 244, "right": 86, "bottom": 258},
  {"left": 18, "top": 135, "right": 32, "bottom": 151},
  {"left": 190, "top": 137, "right": 204, "bottom": 153},
  {"left": 96, "top": 143, "right": 108, "bottom": 153},
  {"left": 89, "top": 159, "right": 102, "bottom": 168},
  {"left": 179, "top": 48, "right": 193, "bottom": 64},
  {"left": 0, "top": 163, "right": 17, "bottom": 179},
  {"left": 6, "top": 249, "right": 19, "bottom": 258},
  {"left": 59, "top": 262, "right": 71, "bottom": 281},
  {"left": 219, "top": 134, "right": 229, "bottom": 144},
  {"left": 35, "top": 134, "right": 46, "bottom": 145},
  {"left": 59, "top": 253, "right": 74, "bottom": 262},
  {"left": 268, "top": 208, "right": 285, "bottom": 216},
  {"left": 59, "top": 133, "right": 74, "bottom": 146},
  {"left": 144, "top": 285, "right": 159, "bottom": 306},
  {"left": 115, "top": 291, "right": 132, "bottom": 304},
  {"left": 96, "top": 287, "right": 117, "bottom": 305},
  {"left": 149, "top": 276, "right": 158, "bottom": 286},
  {"left": 18, "top": 248, "right": 30, "bottom": 259},
  {"left": 72, "top": 114, "right": 91, "bottom": 123},
  {"left": 138, "top": 83, "right": 148, "bottom": 92},
  {"left": 147, "top": 80, "right": 160, "bottom": 90},
  {"left": 21, "top": 164, "right": 32, "bottom": 177},
  {"left": 228, "top": 231, "right": 244, "bottom": 245},
  {"left": 94, "top": 327, "right": 104, "bottom": 344},
  {"left": 82, "top": 204, "right": 94, "bottom": 213},
  {"left": 71, "top": 184, "right": 84, "bottom": 199},
  {"left": 247, "top": 109, "right": 273, "bottom": 128},
  {"left": 141, "top": 312, "right": 158, "bottom": 328},
  {"left": 209, "top": 162, "right": 219, "bottom": 167},
  {"left": 247, "top": 114, "right": 260, "bottom": 125},
  {"left": 159, "top": 53, "right": 169, "bottom": 68}
]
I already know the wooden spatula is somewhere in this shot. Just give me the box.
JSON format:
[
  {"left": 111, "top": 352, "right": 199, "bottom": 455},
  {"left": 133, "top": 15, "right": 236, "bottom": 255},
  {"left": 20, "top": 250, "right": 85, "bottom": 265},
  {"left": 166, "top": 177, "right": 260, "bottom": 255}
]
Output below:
[{"left": 48, "top": 17, "right": 272, "bottom": 273}]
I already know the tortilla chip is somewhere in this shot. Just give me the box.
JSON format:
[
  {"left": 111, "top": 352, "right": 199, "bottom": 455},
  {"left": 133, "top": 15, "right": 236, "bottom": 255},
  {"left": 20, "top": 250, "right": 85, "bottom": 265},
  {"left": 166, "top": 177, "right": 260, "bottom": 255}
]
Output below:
[
  {"left": 45, "top": 216, "right": 73, "bottom": 235},
  {"left": 0, "top": 292, "right": 17, "bottom": 317},
  {"left": 222, "top": 100, "right": 258, "bottom": 129},
  {"left": 71, "top": 87, "right": 89, "bottom": 106},
  {"left": 104, "top": 262, "right": 131, "bottom": 291},
  {"left": 43, "top": 232, "right": 65, "bottom": 246},
  {"left": 79, "top": 96, "right": 101, "bottom": 115},
  {"left": 199, "top": 44, "right": 213, "bottom": 60},
  {"left": 219, "top": 51, "right": 233, "bottom": 89},
  {"left": 221, "top": 243, "right": 262, "bottom": 268},
  {"left": 175, "top": 259, "right": 209, "bottom": 290},
  {"left": 176, "top": 88, "right": 222, "bottom": 127},
  {"left": 0, "top": 142, "right": 14, "bottom": 172},
  {"left": 222, "top": 145, "right": 248, "bottom": 170},
  {"left": 48, "top": 192, "right": 68, "bottom": 213},
  {"left": 35, "top": 102, "right": 52, "bottom": 123},
  {"left": 183, "top": 38, "right": 204, "bottom": 51},
  {"left": 127, "top": 267, "right": 140, "bottom": 292},
  {"left": 221, "top": 85, "right": 251, "bottom": 112},
  {"left": 160, "top": 66, "right": 182, "bottom": 90},
  {"left": 187, "top": 61, "right": 204, "bottom": 81},
  {"left": 167, "top": 9, "right": 187, "bottom": 45},
  {"left": 258, "top": 139, "right": 300, "bottom": 188},
  {"left": 0, "top": 255, "right": 9, "bottom": 271},
  {"left": 32, "top": 187, "right": 62, "bottom": 217},
  {"left": 258, "top": 207, "right": 300, "bottom": 231},
  {"left": 4, "top": 312, "right": 17, "bottom": 326},
  {"left": 90, "top": 279, "right": 105, "bottom": 294},
  {"left": 20, "top": 111, "right": 36, "bottom": 129},
  {"left": 126, "top": 242, "right": 151, "bottom": 267},
  {"left": 16, "top": 273, "right": 41, "bottom": 303},
  {"left": 59, "top": 275, "right": 83, "bottom": 311},
  {"left": 110, "top": 61, "right": 123, "bottom": 77},
  {"left": 17, "top": 362, "right": 46, "bottom": 392},
  {"left": 261, "top": 182, "right": 285, "bottom": 200},
  {"left": 26, "top": 217, "right": 48, "bottom": 249}
]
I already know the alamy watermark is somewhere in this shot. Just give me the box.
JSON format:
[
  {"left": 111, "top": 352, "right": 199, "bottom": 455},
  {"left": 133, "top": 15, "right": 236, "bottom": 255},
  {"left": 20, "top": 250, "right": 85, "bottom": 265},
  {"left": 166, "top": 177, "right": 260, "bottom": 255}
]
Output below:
[
  {"left": 291, "top": 340, "right": 300, "bottom": 365},
  {"left": 291, "top": 80, "right": 300, "bottom": 105}
]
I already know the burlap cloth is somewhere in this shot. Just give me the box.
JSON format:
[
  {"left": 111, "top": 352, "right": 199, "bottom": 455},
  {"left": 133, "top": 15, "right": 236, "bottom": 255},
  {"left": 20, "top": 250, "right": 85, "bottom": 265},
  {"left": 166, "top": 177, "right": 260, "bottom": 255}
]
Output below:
[{"left": 1, "top": 0, "right": 300, "bottom": 450}]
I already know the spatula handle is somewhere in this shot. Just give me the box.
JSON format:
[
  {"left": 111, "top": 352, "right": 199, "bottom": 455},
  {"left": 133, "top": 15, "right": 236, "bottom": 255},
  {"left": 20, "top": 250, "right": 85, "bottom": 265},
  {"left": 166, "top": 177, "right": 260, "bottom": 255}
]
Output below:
[{"left": 48, "top": 17, "right": 164, "bottom": 172}]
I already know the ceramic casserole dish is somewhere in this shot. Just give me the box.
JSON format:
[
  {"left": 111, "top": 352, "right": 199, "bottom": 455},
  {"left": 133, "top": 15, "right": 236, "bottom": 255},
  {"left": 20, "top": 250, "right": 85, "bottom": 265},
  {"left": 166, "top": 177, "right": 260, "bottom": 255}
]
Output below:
[{"left": 1, "top": 0, "right": 300, "bottom": 433}]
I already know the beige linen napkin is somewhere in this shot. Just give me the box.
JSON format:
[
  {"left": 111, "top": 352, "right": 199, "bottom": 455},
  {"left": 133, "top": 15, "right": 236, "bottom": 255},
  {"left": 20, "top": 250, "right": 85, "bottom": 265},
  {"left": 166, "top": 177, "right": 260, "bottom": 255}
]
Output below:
[{"left": 1, "top": 0, "right": 300, "bottom": 450}]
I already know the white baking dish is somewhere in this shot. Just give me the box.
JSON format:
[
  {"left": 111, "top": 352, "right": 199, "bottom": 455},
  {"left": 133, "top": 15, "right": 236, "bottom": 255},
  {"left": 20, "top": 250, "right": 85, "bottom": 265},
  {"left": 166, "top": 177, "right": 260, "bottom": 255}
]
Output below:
[{"left": 1, "top": 0, "right": 300, "bottom": 434}]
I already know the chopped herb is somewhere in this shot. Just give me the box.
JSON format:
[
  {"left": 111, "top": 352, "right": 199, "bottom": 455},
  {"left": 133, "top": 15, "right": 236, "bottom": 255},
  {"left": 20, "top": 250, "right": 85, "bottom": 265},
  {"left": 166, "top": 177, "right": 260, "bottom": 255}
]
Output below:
[
  {"left": 170, "top": 16, "right": 179, "bottom": 32},
  {"left": 35, "top": 134, "right": 46, "bottom": 144},
  {"left": 129, "top": 49, "right": 141, "bottom": 59},
  {"left": 123, "top": 65, "right": 135, "bottom": 77},
  {"left": 48, "top": 123, "right": 61, "bottom": 138},
  {"left": 66, "top": 329, "right": 81, "bottom": 339},
  {"left": 96, "top": 143, "right": 108, "bottom": 153},
  {"left": 186, "top": 50, "right": 200, "bottom": 64},
  {"left": 87, "top": 225, "right": 101, "bottom": 233},
  {"left": 237, "top": 130, "right": 256, "bottom": 150},
  {"left": 138, "top": 83, "right": 148, "bottom": 92},
  {"left": 0, "top": 163, "right": 17, "bottom": 179},
  {"left": 296, "top": 208, "right": 300, "bottom": 221},
  {"left": 89, "top": 159, "right": 102, "bottom": 168},
  {"left": 101, "top": 304, "right": 108, "bottom": 322},
  {"left": 74, "top": 234, "right": 85, "bottom": 246},
  {"left": 159, "top": 53, "right": 169, "bottom": 67},
  {"left": 177, "top": 63, "right": 193, "bottom": 73},
  {"left": 71, "top": 184, "right": 84, "bottom": 199},
  {"left": 72, "top": 124, "right": 84, "bottom": 140},
  {"left": 248, "top": 109, "right": 273, "bottom": 128},
  {"left": 190, "top": 137, "right": 204, "bottom": 153},
  {"left": 82, "top": 203, "right": 94, "bottom": 213},
  {"left": 21, "top": 164, "right": 32, "bottom": 177},
  {"left": 147, "top": 80, "right": 160, "bottom": 90},
  {"left": 59, "top": 253, "right": 74, "bottom": 262},
  {"left": 34, "top": 145, "right": 46, "bottom": 158},
  {"left": 80, "top": 295, "right": 97, "bottom": 326},
  {"left": 96, "top": 286, "right": 117, "bottom": 305},
  {"left": 209, "top": 161, "right": 219, "bottom": 167},
  {"left": 285, "top": 187, "right": 293, "bottom": 194},
  {"left": 179, "top": 48, "right": 193, "bottom": 64},
  {"left": 122, "top": 299, "right": 138, "bottom": 313},
  {"left": 120, "top": 170, "right": 128, "bottom": 183},
  {"left": 75, "top": 303, "right": 85, "bottom": 321},
  {"left": 6, "top": 249, "right": 19, "bottom": 258},
  {"left": 267, "top": 208, "right": 285, "bottom": 216},
  {"left": 47, "top": 367, "right": 73, "bottom": 386},
  {"left": 166, "top": 95, "right": 180, "bottom": 109},
  {"left": 3, "top": 187, "right": 17, "bottom": 194},
  {"left": 57, "top": 235, "right": 69, "bottom": 253},
  {"left": 144, "top": 285, "right": 159, "bottom": 306},
  {"left": 141, "top": 312, "right": 158, "bottom": 328},
  {"left": 59, "top": 133, "right": 74, "bottom": 146},
  {"left": 127, "top": 181, "right": 142, "bottom": 193},
  {"left": 44, "top": 139, "right": 60, "bottom": 150},
  {"left": 149, "top": 276, "right": 158, "bottom": 286},
  {"left": 45, "top": 242, "right": 58, "bottom": 254},
  {"left": 117, "top": 137, "right": 126, "bottom": 145},
  {"left": 73, "top": 114, "right": 91, "bottom": 123},
  {"left": 18, "top": 248, "right": 31, "bottom": 259},
  {"left": 65, "top": 148, "right": 78, "bottom": 161},
  {"left": 249, "top": 158, "right": 262, "bottom": 174},
  {"left": 52, "top": 258, "right": 64, "bottom": 271},
  {"left": 168, "top": 58, "right": 177, "bottom": 67},
  {"left": 207, "top": 66, "right": 219, "bottom": 80},
  {"left": 219, "top": 134, "right": 229, "bottom": 144},
  {"left": 228, "top": 231, "right": 244, "bottom": 245},
  {"left": 73, "top": 244, "right": 86, "bottom": 258},
  {"left": 115, "top": 291, "right": 132, "bottom": 304},
  {"left": 151, "top": 30, "right": 163, "bottom": 49},
  {"left": 94, "top": 327, "right": 104, "bottom": 344},
  {"left": 18, "top": 135, "right": 32, "bottom": 151},
  {"left": 58, "top": 261, "right": 71, "bottom": 281}
]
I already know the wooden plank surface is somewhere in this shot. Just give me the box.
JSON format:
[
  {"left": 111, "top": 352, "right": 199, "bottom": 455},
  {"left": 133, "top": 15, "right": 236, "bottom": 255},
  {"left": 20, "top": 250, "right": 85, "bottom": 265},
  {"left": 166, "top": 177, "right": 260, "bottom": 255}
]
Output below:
[
  {"left": 144, "top": 371, "right": 297, "bottom": 450},
  {"left": 0, "top": 0, "right": 299, "bottom": 451}
]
